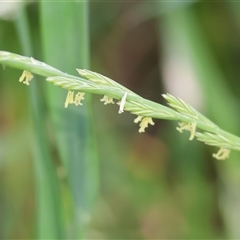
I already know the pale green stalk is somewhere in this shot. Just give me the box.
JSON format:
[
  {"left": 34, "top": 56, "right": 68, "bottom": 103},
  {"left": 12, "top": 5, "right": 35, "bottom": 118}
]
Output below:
[
  {"left": 14, "top": 6, "right": 64, "bottom": 239},
  {"left": 1, "top": 51, "right": 240, "bottom": 159},
  {"left": 40, "top": 1, "right": 98, "bottom": 238}
]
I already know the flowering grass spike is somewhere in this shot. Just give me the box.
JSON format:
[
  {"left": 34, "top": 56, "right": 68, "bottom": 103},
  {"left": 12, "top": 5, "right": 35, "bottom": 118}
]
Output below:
[{"left": 1, "top": 51, "right": 240, "bottom": 160}]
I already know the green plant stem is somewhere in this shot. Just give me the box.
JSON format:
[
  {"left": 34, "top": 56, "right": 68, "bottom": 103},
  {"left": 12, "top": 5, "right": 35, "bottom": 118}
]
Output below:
[
  {"left": 40, "top": 1, "right": 98, "bottom": 238},
  {"left": 14, "top": 6, "right": 64, "bottom": 240}
]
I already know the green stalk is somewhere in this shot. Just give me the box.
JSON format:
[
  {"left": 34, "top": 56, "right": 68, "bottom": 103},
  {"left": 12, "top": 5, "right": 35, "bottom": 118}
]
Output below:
[
  {"left": 14, "top": 4, "right": 63, "bottom": 239},
  {"left": 161, "top": 4, "right": 240, "bottom": 238},
  {"left": 40, "top": 1, "right": 98, "bottom": 238}
]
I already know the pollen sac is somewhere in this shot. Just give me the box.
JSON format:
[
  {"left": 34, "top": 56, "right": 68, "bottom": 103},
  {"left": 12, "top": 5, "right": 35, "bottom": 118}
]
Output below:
[
  {"left": 64, "top": 91, "right": 74, "bottom": 108},
  {"left": 176, "top": 122, "right": 196, "bottom": 140},
  {"left": 213, "top": 147, "right": 230, "bottom": 160},
  {"left": 100, "top": 95, "right": 114, "bottom": 105},
  {"left": 134, "top": 116, "right": 143, "bottom": 124},
  {"left": 64, "top": 91, "right": 85, "bottom": 108},
  {"left": 75, "top": 92, "right": 85, "bottom": 106},
  {"left": 139, "top": 117, "right": 155, "bottom": 133},
  {"left": 19, "top": 70, "right": 33, "bottom": 86},
  {"left": 134, "top": 116, "right": 154, "bottom": 133}
]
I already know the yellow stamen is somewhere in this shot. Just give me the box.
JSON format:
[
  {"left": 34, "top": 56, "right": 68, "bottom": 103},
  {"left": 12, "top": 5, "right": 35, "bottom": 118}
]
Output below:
[
  {"left": 64, "top": 91, "right": 74, "bottom": 108},
  {"left": 19, "top": 70, "right": 33, "bottom": 86},
  {"left": 134, "top": 116, "right": 143, "bottom": 123},
  {"left": 176, "top": 122, "right": 196, "bottom": 140},
  {"left": 100, "top": 95, "right": 114, "bottom": 105},
  {"left": 75, "top": 92, "right": 85, "bottom": 106},
  {"left": 134, "top": 116, "right": 154, "bottom": 133},
  {"left": 213, "top": 147, "right": 230, "bottom": 160}
]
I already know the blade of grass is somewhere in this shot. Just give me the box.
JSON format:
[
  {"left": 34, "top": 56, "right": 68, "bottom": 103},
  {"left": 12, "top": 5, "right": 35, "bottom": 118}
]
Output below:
[
  {"left": 158, "top": 3, "right": 216, "bottom": 238},
  {"left": 40, "top": 1, "right": 98, "bottom": 238},
  {"left": 14, "top": 3, "right": 64, "bottom": 239},
  {"left": 222, "top": 3, "right": 240, "bottom": 237},
  {"left": 162, "top": 4, "right": 240, "bottom": 238},
  {"left": 164, "top": 6, "right": 239, "bottom": 132}
]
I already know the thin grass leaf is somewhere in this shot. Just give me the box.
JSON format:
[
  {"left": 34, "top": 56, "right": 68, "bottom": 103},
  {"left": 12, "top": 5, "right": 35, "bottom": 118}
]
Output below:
[
  {"left": 40, "top": 1, "right": 98, "bottom": 238},
  {"left": 14, "top": 4, "right": 64, "bottom": 239},
  {"left": 163, "top": 4, "right": 240, "bottom": 237}
]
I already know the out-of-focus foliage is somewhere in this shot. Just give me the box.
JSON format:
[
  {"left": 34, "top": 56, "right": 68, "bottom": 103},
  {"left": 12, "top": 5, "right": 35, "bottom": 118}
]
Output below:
[{"left": 0, "top": 1, "right": 240, "bottom": 239}]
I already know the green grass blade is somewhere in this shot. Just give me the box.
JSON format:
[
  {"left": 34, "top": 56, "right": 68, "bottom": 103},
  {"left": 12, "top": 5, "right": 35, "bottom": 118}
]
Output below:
[
  {"left": 164, "top": 7, "right": 239, "bottom": 132},
  {"left": 40, "top": 1, "right": 99, "bottom": 238},
  {"left": 14, "top": 4, "right": 64, "bottom": 239},
  {"left": 162, "top": 4, "right": 240, "bottom": 237}
]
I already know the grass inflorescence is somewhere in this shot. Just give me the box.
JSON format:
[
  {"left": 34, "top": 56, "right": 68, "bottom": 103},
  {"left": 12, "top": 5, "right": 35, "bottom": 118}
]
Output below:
[{"left": 1, "top": 50, "right": 240, "bottom": 160}]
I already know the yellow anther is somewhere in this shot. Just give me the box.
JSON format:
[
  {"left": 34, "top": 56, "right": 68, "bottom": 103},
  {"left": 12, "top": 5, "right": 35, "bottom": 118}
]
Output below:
[
  {"left": 75, "top": 92, "right": 85, "bottom": 106},
  {"left": 139, "top": 117, "right": 155, "bottom": 133},
  {"left": 134, "top": 116, "right": 154, "bottom": 133},
  {"left": 176, "top": 122, "right": 196, "bottom": 140},
  {"left": 19, "top": 70, "right": 33, "bottom": 86},
  {"left": 100, "top": 95, "right": 114, "bottom": 105},
  {"left": 64, "top": 91, "right": 74, "bottom": 108},
  {"left": 134, "top": 116, "right": 143, "bottom": 123},
  {"left": 213, "top": 147, "right": 230, "bottom": 160}
]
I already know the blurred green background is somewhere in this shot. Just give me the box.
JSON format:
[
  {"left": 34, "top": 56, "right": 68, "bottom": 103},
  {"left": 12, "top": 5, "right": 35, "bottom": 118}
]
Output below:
[{"left": 1, "top": 1, "right": 240, "bottom": 239}]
